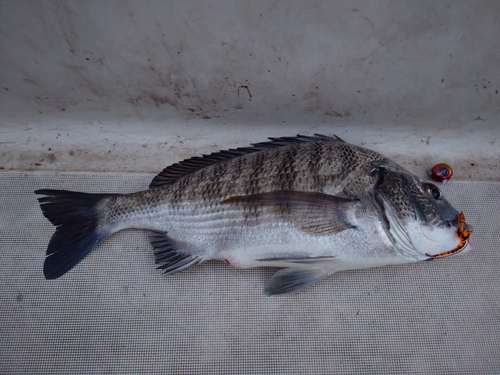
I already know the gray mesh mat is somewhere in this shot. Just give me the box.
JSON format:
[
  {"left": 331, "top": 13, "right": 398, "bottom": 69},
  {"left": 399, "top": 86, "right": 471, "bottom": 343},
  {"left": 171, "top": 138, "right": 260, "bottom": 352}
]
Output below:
[{"left": 1, "top": 172, "right": 499, "bottom": 374}]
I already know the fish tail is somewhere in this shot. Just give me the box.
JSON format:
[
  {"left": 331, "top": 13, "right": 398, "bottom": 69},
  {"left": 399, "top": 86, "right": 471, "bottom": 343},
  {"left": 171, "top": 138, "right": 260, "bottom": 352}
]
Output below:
[{"left": 35, "top": 189, "right": 118, "bottom": 279}]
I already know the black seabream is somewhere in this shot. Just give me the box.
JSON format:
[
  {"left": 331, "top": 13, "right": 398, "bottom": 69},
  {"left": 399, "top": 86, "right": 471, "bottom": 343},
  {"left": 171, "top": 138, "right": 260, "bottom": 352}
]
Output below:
[{"left": 36, "top": 134, "right": 472, "bottom": 295}]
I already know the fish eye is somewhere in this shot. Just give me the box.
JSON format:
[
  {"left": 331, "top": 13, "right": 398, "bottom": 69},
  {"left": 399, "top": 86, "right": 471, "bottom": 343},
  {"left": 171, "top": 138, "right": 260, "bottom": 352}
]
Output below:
[{"left": 427, "top": 185, "right": 442, "bottom": 200}]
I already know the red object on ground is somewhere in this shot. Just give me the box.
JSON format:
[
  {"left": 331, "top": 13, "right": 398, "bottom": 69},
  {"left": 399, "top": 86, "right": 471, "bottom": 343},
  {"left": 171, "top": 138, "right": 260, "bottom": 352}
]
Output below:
[{"left": 431, "top": 163, "right": 453, "bottom": 183}]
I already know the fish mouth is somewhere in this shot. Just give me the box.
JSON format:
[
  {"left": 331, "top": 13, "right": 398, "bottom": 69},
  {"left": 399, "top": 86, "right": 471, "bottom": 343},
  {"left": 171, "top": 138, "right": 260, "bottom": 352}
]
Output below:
[{"left": 426, "top": 212, "right": 473, "bottom": 259}]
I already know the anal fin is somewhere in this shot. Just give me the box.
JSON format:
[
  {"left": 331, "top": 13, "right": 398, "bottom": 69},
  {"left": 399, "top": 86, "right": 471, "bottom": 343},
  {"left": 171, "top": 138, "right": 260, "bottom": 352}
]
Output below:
[{"left": 147, "top": 231, "right": 200, "bottom": 276}]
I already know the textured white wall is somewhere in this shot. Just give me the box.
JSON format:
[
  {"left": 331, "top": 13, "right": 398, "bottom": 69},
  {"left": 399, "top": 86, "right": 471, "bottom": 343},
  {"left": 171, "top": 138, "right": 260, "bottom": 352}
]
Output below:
[{"left": 1, "top": 1, "right": 499, "bottom": 179}]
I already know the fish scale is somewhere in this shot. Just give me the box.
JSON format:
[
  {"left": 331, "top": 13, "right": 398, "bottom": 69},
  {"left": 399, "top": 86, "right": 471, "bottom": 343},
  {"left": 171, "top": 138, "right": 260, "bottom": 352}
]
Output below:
[{"left": 35, "top": 134, "right": 473, "bottom": 295}]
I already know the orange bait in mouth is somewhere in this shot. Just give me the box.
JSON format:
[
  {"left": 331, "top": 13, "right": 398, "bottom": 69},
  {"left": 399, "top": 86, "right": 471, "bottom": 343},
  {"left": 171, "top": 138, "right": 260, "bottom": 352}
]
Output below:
[{"left": 426, "top": 212, "right": 473, "bottom": 259}]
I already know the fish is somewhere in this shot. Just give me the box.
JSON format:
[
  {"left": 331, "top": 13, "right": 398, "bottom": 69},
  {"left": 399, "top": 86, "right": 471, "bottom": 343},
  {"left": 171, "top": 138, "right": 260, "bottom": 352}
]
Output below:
[{"left": 35, "top": 134, "right": 473, "bottom": 295}]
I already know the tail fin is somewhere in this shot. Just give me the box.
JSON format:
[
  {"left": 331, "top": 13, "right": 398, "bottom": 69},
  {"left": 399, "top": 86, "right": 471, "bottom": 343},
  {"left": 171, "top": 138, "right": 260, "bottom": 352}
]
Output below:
[{"left": 35, "top": 189, "right": 118, "bottom": 279}]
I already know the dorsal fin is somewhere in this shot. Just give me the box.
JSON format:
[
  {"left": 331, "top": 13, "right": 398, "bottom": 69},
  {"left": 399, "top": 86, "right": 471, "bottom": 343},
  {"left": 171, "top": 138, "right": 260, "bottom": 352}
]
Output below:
[{"left": 149, "top": 134, "right": 344, "bottom": 188}]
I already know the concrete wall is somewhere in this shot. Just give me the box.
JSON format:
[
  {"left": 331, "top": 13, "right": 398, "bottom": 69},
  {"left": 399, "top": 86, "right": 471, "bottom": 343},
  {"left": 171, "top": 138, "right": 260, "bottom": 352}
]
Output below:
[{"left": 1, "top": 1, "right": 499, "bottom": 179}]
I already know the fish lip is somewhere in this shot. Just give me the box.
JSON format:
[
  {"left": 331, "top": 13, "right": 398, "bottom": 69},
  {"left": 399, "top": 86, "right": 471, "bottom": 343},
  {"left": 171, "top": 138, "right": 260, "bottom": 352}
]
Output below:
[
  {"left": 462, "top": 221, "right": 473, "bottom": 233},
  {"left": 425, "top": 239, "right": 470, "bottom": 259},
  {"left": 448, "top": 214, "right": 473, "bottom": 236},
  {"left": 426, "top": 213, "right": 473, "bottom": 259}
]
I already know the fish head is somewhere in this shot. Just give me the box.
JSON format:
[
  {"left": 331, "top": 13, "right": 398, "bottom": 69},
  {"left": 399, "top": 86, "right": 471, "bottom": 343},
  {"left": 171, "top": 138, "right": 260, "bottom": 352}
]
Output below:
[{"left": 370, "top": 165, "right": 473, "bottom": 261}]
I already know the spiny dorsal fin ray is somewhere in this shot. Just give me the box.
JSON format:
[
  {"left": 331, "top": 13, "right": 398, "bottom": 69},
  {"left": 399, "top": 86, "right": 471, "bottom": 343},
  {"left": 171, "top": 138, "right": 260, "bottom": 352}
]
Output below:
[{"left": 149, "top": 134, "right": 344, "bottom": 188}]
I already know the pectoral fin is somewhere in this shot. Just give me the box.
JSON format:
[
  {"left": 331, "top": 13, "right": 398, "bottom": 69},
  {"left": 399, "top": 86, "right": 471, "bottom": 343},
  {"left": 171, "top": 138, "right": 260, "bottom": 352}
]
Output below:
[
  {"left": 264, "top": 266, "right": 335, "bottom": 296},
  {"left": 222, "top": 190, "right": 359, "bottom": 235}
]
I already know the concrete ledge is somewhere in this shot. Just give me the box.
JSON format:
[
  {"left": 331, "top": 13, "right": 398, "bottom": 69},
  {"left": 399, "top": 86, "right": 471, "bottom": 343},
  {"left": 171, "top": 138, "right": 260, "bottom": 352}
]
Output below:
[{"left": 1, "top": 1, "right": 499, "bottom": 180}]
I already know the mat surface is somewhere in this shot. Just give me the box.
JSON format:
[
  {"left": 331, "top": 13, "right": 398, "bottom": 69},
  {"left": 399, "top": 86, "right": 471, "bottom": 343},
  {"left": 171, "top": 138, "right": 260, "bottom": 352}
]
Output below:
[{"left": 1, "top": 172, "right": 499, "bottom": 374}]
